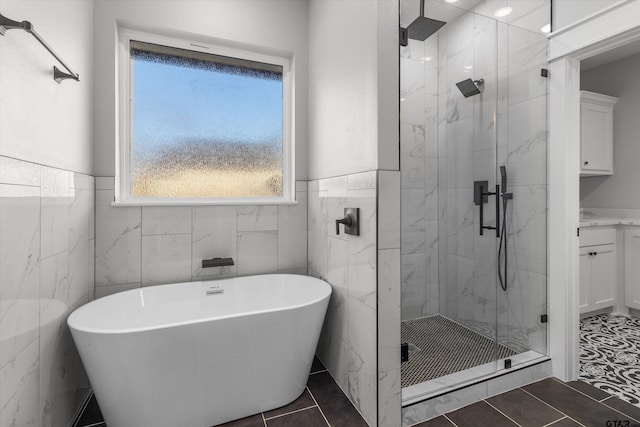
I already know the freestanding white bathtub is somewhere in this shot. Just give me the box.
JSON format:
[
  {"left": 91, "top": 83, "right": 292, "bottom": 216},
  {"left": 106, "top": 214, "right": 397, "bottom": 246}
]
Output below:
[{"left": 67, "top": 274, "right": 331, "bottom": 427}]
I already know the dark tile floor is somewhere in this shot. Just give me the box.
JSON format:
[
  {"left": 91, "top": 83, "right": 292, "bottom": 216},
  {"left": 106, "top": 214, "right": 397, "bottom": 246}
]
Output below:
[
  {"left": 416, "top": 377, "right": 640, "bottom": 427},
  {"left": 75, "top": 357, "right": 368, "bottom": 427}
]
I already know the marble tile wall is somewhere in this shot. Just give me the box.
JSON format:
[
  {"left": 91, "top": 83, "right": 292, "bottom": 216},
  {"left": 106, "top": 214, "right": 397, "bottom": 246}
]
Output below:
[
  {"left": 378, "top": 171, "right": 402, "bottom": 427},
  {"left": 434, "top": 9, "right": 548, "bottom": 353},
  {"left": 0, "top": 156, "right": 94, "bottom": 427},
  {"left": 309, "top": 170, "right": 378, "bottom": 427},
  {"left": 94, "top": 177, "right": 308, "bottom": 297},
  {"left": 400, "top": 33, "right": 440, "bottom": 321}
]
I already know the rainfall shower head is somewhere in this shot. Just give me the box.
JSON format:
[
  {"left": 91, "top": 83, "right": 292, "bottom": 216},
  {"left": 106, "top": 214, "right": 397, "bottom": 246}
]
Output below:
[
  {"left": 456, "top": 78, "right": 484, "bottom": 98},
  {"left": 407, "top": 0, "right": 446, "bottom": 41}
]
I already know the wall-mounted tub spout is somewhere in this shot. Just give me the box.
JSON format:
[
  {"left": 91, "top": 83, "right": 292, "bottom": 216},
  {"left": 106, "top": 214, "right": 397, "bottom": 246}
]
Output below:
[{"left": 202, "top": 257, "right": 234, "bottom": 268}]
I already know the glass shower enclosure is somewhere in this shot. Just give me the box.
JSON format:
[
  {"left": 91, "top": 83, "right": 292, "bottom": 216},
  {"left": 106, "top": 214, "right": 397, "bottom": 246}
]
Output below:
[{"left": 399, "top": 0, "right": 550, "bottom": 404}]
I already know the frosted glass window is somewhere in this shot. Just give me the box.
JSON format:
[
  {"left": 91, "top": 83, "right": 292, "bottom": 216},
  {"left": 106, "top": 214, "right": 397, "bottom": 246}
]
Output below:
[{"left": 128, "top": 41, "right": 284, "bottom": 199}]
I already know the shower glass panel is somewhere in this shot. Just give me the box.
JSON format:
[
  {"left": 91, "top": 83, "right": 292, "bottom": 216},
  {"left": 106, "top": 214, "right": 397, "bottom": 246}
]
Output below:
[{"left": 399, "top": 0, "right": 549, "bottom": 403}]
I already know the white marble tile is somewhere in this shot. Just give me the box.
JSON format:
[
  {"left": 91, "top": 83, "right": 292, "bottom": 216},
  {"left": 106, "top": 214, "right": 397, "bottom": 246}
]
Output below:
[
  {"left": 445, "top": 254, "right": 474, "bottom": 322},
  {"left": 378, "top": 249, "right": 401, "bottom": 379},
  {"left": 401, "top": 56, "right": 426, "bottom": 104},
  {"left": 401, "top": 125, "right": 426, "bottom": 190},
  {"left": 237, "top": 206, "right": 278, "bottom": 231},
  {"left": 307, "top": 187, "right": 328, "bottom": 280},
  {"left": 68, "top": 189, "right": 91, "bottom": 293},
  {"left": 0, "top": 185, "right": 41, "bottom": 368},
  {"left": 347, "top": 191, "right": 377, "bottom": 310},
  {"left": 446, "top": 119, "right": 474, "bottom": 189},
  {"left": 278, "top": 191, "right": 307, "bottom": 272},
  {"left": 70, "top": 172, "right": 92, "bottom": 190},
  {"left": 0, "top": 156, "right": 40, "bottom": 186},
  {"left": 348, "top": 171, "right": 377, "bottom": 190},
  {"left": 141, "top": 207, "right": 192, "bottom": 235},
  {"left": 504, "top": 270, "right": 547, "bottom": 353},
  {"left": 237, "top": 231, "right": 278, "bottom": 276},
  {"left": 401, "top": 381, "right": 487, "bottom": 426},
  {"left": 347, "top": 296, "right": 377, "bottom": 427},
  {"left": 0, "top": 339, "right": 40, "bottom": 427},
  {"left": 379, "top": 171, "right": 400, "bottom": 250},
  {"left": 41, "top": 167, "right": 71, "bottom": 259},
  {"left": 327, "top": 235, "right": 348, "bottom": 288},
  {"left": 295, "top": 180, "right": 308, "bottom": 192},
  {"left": 95, "top": 176, "right": 114, "bottom": 190},
  {"left": 325, "top": 237, "right": 349, "bottom": 342},
  {"left": 94, "top": 283, "right": 141, "bottom": 299},
  {"left": 508, "top": 184, "right": 547, "bottom": 275},
  {"left": 378, "top": 368, "right": 401, "bottom": 427},
  {"left": 88, "top": 240, "right": 95, "bottom": 301},
  {"left": 507, "top": 0, "right": 550, "bottom": 37},
  {"left": 508, "top": 25, "right": 548, "bottom": 106},
  {"left": 192, "top": 206, "right": 237, "bottom": 277},
  {"left": 141, "top": 234, "right": 192, "bottom": 286},
  {"left": 40, "top": 251, "right": 70, "bottom": 306},
  {"left": 327, "top": 176, "right": 348, "bottom": 198},
  {"left": 307, "top": 180, "right": 319, "bottom": 192},
  {"left": 39, "top": 285, "right": 88, "bottom": 427},
  {"left": 94, "top": 189, "right": 141, "bottom": 286},
  {"left": 473, "top": 14, "right": 498, "bottom": 78},
  {"left": 445, "top": 189, "right": 474, "bottom": 259},
  {"left": 316, "top": 335, "right": 349, "bottom": 394}
]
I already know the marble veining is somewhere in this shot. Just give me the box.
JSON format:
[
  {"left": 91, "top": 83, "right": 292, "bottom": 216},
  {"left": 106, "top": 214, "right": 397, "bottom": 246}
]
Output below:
[{"left": 0, "top": 156, "right": 94, "bottom": 427}]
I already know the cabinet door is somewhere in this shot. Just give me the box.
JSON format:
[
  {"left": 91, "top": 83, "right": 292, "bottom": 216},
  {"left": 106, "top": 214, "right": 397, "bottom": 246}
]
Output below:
[
  {"left": 579, "top": 247, "right": 592, "bottom": 314},
  {"left": 590, "top": 243, "right": 616, "bottom": 310},
  {"left": 581, "top": 101, "right": 613, "bottom": 174},
  {"left": 625, "top": 230, "right": 640, "bottom": 310}
]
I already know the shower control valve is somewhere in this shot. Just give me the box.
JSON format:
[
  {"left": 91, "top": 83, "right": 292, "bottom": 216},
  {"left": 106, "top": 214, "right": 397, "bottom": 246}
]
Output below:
[{"left": 335, "top": 208, "right": 360, "bottom": 236}]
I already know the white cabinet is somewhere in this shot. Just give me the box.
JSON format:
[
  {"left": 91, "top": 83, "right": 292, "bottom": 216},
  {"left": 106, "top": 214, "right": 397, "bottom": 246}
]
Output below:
[
  {"left": 579, "top": 228, "right": 616, "bottom": 314},
  {"left": 625, "top": 229, "right": 640, "bottom": 310},
  {"left": 580, "top": 91, "right": 618, "bottom": 176}
]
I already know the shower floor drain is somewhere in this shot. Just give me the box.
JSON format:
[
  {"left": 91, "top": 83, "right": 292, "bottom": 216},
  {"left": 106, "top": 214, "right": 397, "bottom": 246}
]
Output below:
[{"left": 401, "top": 315, "right": 517, "bottom": 388}]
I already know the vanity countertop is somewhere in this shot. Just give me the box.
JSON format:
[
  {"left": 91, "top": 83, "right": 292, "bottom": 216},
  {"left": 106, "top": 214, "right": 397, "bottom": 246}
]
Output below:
[{"left": 579, "top": 218, "right": 640, "bottom": 227}]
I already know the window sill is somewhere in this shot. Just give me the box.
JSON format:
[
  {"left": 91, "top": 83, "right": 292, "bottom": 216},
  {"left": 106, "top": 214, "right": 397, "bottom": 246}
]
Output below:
[{"left": 111, "top": 198, "right": 298, "bottom": 207}]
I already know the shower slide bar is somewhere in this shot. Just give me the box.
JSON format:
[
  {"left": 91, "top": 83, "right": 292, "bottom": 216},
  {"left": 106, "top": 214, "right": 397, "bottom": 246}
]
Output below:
[{"left": 0, "top": 13, "right": 79, "bottom": 83}]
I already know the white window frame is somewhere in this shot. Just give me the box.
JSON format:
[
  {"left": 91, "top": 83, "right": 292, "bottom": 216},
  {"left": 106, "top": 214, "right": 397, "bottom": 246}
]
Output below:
[{"left": 115, "top": 27, "right": 295, "bottom": 206}]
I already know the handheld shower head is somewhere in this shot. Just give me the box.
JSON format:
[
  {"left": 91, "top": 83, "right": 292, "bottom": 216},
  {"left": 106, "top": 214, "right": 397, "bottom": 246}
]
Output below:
[{"left": 500, "top": 165, "right": 507, "bottom": 193}]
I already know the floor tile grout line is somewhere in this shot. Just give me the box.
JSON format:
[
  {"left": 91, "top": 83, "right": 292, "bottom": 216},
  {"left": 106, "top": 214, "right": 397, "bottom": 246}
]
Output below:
[
  {"left": 559, "top": 379, "right": 613, "bottom": 403},
  {"left": 482, "top": 399, "right": 525, "bottom": 427},
  {"left": 261, "top": 412, "right": 267, "bottom": 427},
  {"left": 305, "top": 386, "right": 331, "bottom": 426},
  {"left": 263, "top": 405, "right": 318, "bottom": 421},
  {"left": 443, "top": 413, "right": 460, "bottom": 427},
  {"left": 600, "top": 398, "right": 640, "bottom": 423},
  {"left": 81, "top": 423, "right": 105, "bottom": 427},
  {"left": 541, "top": 416, "right": 567, "bottom": 427},
  {"left": 600, "top": 395, "right": 613, "bottom": 403},
  {"left": 309, "top": 369, "right": 328, "bottom": 376},
  {"left": 519, "top": 387, "right": 588, "bottom": 427},
  {"left": 550, "top": 378, "right": 640, "bottom": 423},
  {"left": 518, "top": 387, "right": 572, "bottom": 417}
]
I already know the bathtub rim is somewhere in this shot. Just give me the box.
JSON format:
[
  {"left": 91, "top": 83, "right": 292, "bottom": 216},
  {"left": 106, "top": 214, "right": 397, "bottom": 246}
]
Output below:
[{"left": 68, "top": 273, "right": 332, "bottom": 335}]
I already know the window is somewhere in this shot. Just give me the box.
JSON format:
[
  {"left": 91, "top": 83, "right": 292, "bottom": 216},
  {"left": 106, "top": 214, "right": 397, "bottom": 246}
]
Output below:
[{"left": 117, "top": 29, "right": 293, "bottom": 205}]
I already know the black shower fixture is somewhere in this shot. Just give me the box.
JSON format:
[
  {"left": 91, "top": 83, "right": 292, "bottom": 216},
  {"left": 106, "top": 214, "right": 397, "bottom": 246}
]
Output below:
[
  {"left": 406, "top": 0, "right": 446, "bottom": 41},
  {"left": 456, "top": 78, "right": 484, "bottom": 98}
]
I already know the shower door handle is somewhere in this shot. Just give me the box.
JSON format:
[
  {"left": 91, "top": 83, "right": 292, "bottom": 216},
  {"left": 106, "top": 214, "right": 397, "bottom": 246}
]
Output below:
[
  {"left": 478, "top": 184, "right": 500, "bottom": 238},
  {"left": 495, "top": 184, "right": 500, "bottom": 238}
]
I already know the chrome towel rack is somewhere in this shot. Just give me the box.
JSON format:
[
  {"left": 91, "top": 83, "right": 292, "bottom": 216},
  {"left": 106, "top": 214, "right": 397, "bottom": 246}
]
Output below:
[{"left": 0, "top": 13, "right": 79, "bottom": 83}]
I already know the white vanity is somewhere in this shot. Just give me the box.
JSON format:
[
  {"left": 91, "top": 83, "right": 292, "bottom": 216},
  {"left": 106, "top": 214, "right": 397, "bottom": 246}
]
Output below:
[{"left": 579, "top": 213, "right": 640, "bottom": 315}]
